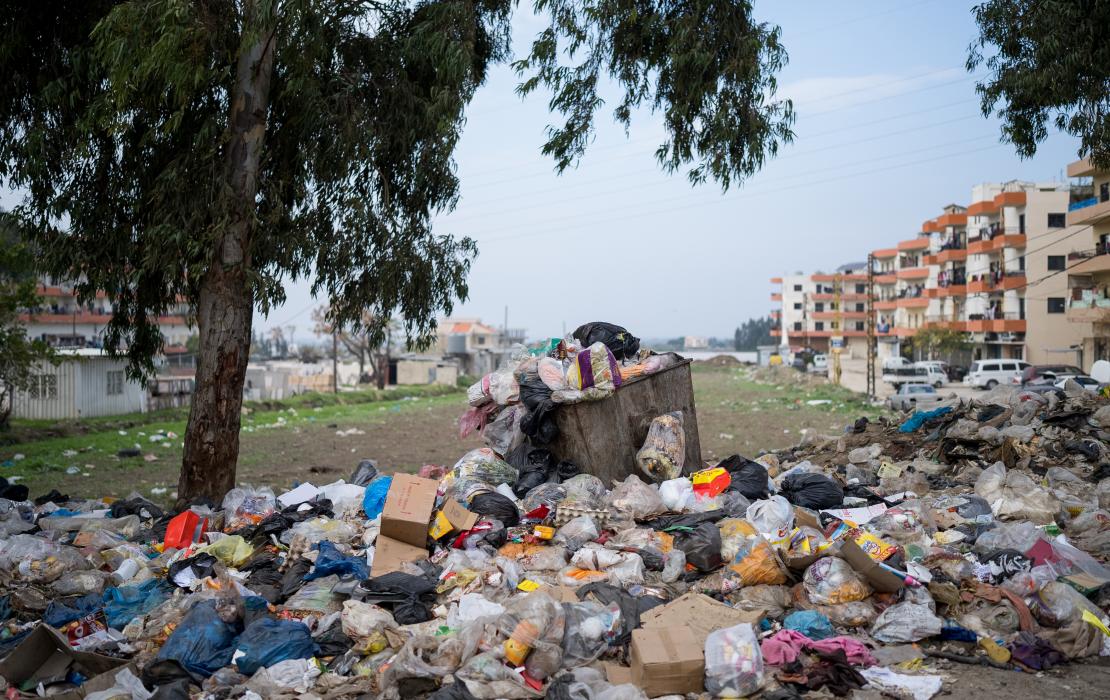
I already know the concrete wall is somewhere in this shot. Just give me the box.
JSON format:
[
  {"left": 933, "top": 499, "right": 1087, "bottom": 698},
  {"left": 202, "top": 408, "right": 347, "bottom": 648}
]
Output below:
[
  {"left": 11, "top": 357, "right": 145, "bottom": 420},
  {"left": 396, "top": 359, "right": 458, "bottom": 386}
]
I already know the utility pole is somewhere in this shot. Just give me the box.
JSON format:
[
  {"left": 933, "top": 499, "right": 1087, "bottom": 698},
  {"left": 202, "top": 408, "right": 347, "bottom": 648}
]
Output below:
[
  {"left": 832, "top": 274, "right": 843, "bottom": 385},
  {"left": 332, "top": 328, "right": 339, "bottom": 394},
  {"left": 866, "top": 253, "right": 876, "bottom": 400}
]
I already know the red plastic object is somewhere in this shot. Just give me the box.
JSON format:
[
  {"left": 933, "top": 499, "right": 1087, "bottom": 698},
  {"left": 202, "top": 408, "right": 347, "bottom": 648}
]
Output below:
[{"left": 164, "top": 511, "right": 208, "bottom": 550}]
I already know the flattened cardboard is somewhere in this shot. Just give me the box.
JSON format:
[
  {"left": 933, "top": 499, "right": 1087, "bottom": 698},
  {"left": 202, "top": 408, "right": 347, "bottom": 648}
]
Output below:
[
  {"left": 371, "top": 535, "right": 429, "bottom": 577},
  {"left": 630, "top": 627, "right": 704, "bottom": 695},
  {"left": 443, "top": 498, "right": 478, "bottom": 531},
  {"left": 640, "top": 592, "right": 764, "bottom": 648},
  {"left": 604, "top": 663, "right": 633, "bottom": 686},
  {"left": 380, "top": 474, "right": 439, "bottom": 547},
  {"left": 0, "top": 624, "right": 130, "bottom": 700},
  {"left": 838, "top": 540, "right": 904, "bottom": 593}
]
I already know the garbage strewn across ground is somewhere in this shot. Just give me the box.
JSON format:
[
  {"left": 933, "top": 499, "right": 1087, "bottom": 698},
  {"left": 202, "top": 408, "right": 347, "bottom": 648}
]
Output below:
[{"left": 1, "top": 326, "right": 1110, "bottom": 699}]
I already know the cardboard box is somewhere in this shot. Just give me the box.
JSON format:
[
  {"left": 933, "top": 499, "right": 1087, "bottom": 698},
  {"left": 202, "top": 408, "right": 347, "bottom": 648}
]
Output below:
[
  {"left": 0, "top": 625, "right": 131, "bottom": 700},
  {"left": 630, "top": 627, "right": 704, "bottom": 695},
  {"left": 640, "top": 592, "right": 764, "bottom": 648},
  {"left": 604, "top": 663, "right": 633, "bottom": 685},
  {"left": 838, "top": 540, "right": 904, "bottom": 593},
  {"left": 371, "top": 535, "right": 429, "bottom": 577},
  {"left": 380, "top": 474, "right": 439, "bottom": 547}
]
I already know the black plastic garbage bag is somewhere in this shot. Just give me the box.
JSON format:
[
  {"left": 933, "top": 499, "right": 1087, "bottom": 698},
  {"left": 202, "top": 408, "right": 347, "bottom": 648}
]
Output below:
[
  {"left": 641, "top": 510, "right": 726, "bottom": 530},
  {"left": 234, "top": 617, "right": 318, "bottom": 675},
  {"left": 149, "top": 679, "right": 193, "bottom": 700},
  {"left": 430, "top": 681, "right": 479, "bottom": 700},
  {"left": 673, "top": 521, "right": 723, "bottom": 572},
  {"left": 155, "top": 600, "right": 242, "bottom": 680},
  {"left": 349, "top": 459, "right": 379, "bottom": 486},
  {"left": 556, "top": 460, "right": 581, "bottom": 482},
  {"left": 513, "top": 449, "right": 555, "bottom": 497},
  {"left": 142, "top": 659, "right": 194, "bottom": 689},
  {"left": 109, "top": 496, "right": 163, "bottom": 520},
  {"left": 314, "top": 626, "right": 354, "bottom": 657},
  {"left": 34, "top": 490, "right": 70, "bottom": 507},
  {"left": 248, "top": 513, "right": 293, "bottom": 544},
  {"left": 0, "top": 477, "right": 28, "bottom": 503},
  {"left": 779, "top": 473, "right": 844, "bottom": 510},
  {"left": 519, "top": 375, "right": 559, "bottom": 445},
  {"left": 572, "top": 322, "right": 640, "bottom": 361},
  {"left": 168, "top": 553, "right": 218, "bottom": 588},
  {"left": 469, "top": 492, "right": 521, "bottom": 527},
  {"left": 358, "top": 571, "right": 437, "bottom": 625},
  {"left": 719, "top": 455, "right": 770, "bottom": 500}
]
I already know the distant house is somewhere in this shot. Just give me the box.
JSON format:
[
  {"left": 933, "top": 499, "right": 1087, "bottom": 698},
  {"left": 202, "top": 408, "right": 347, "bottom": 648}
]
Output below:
[
  {"left": 10, "top": 349, "right": 146, "bottom": 420},
  {"left": 436, "top": 318, "right": 521, "bottom": 376},
  {"left": 394, "top": 356, "right": 460, "bottom": 386},
  {"left": 683, "top": 336, "right": 709, "bottom": 349}
]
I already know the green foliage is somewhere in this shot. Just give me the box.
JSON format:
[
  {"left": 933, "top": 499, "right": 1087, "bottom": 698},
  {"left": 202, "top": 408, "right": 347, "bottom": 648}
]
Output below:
[
  {"left": 1, "top": 0, "right": 792, "bottom": 381},
  {"left": 734, "top": 316, "right": 775, "bottom": 351},
  {"left": 0, "top": 215, "right": 53, "bottom": 428},
  {"left": 515, "top": 0, "right": 794, "bottom": 188},
  {"left": 908, "top": 326, "right": 971, "bottom": 359},
  {"left": 969, "top": 0, "right": 1110, "bottom": 167}
]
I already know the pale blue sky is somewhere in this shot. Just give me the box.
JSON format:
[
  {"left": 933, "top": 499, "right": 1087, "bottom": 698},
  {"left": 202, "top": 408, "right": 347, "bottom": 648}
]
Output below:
[{"left": 266, "top": 0, "right": 1080, "bottom": 342}]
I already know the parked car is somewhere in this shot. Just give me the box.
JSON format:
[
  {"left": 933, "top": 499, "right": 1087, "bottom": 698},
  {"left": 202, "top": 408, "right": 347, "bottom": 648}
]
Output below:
[
  {"left": 808, "top": 354, "right": 829, "bottom": 374},
  {"left": 882, "top": 356, "right": 912, "bottom": 370},
  {"left": 912, "top": 361, "right": 948, "bottom": 388},
  {"left": 882, "top": 366, "right": 930, "bottom": 389},
  {"left": 886, "top": 383, "right": 940, "bottom": 411},
  {"left": 965, "top": 359, "right": 1031, "bottom": 389},
  {"left": 1013, "top": 364, "right": 1085, "bottom": 386},
  {"left": 1053, "top": 375, "right": 1103, "bottom": 392}
]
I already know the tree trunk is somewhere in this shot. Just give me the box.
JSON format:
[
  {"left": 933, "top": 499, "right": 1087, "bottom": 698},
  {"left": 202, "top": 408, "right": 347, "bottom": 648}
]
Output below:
[{"left": 178, "top": 7, "right": 275, "bottom": 504}]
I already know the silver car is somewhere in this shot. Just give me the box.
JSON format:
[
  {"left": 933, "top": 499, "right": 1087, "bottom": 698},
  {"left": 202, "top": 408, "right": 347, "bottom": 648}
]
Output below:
[{"left": 886, "top": 383, "right": 940, "bottom": 411}]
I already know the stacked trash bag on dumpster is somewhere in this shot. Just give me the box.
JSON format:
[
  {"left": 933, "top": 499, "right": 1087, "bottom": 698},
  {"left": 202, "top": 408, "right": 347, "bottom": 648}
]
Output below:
[{"left": 1, "top": 382, "right": 1110, "bottom": 697}]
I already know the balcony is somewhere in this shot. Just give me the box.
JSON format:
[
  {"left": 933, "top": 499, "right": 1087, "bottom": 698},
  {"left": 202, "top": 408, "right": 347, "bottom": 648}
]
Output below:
[
  {"left": 770, "top": 329, "right": 781, "bottom": 336},
  {"left": 1067, "top": 157, "right": 1096, "bottom": 178},
  {"left": 770, "top": 277, "right": 783, "bottom": 284},
  {"left": 935, "top": 212, "right": 968, "bottom": 228},
  {"left": 1066, "top": 198, "right": 1110, "bottom": 227},
  {"left": 966, "top": 271, "right": 1024, "bottom": 294},
  {"left": 875, "top": 274, "right": 897, "bottom": 285},
  {"left": 1067, "top": 247, "right": 1110, "bottom": 274},
  {"left": 812, "top": 293, "right": 870, "bottom": 301},
  {"left": 812, "top": 311, "right": 868, "bottom": 320},
  {"left": 898, "top": 237, "right": 930, "bottom": 252},
  {"left": 893, "top": 327, "right": 918, "bottom": 338},
  {"left": 934, "top": 248, "right": 967, "bottom": 264},
  {"left": 937, "top": 284, "right": 967, "bottom": 297},
  {"left": 896, "top": 267, "right": 929, "bottom": 280},
  {"left": 967, "top": 313, "right": 1026, "bottom": 333},
  {"left": 872, "top": 248, "right": 898, "bottom": 259},
  {"left": 771, "top": 293, "right": 782, "bottom": 302},
  {"left": 896, "top": 296, "right": 929, "bottom": 309},
  {"left": 924, "top": 317, "right": 969, "bottom": 332},
  {"left": 874, "top": 299, "right": 898, "bottom": 310},
  {"left": 1067, "top": 290, "right": 1110, "bottom": 323}
]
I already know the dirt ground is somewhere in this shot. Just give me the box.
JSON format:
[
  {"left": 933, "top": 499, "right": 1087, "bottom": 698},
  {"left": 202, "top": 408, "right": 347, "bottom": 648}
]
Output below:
[{"left": 908, "top": 656, "right": 1110, "bottom": 699}]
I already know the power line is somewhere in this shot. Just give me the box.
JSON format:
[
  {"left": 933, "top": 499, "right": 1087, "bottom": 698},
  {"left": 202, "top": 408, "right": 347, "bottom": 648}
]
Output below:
[{"left": 476, "top": 142, "right": 1007, "bottom": 244}]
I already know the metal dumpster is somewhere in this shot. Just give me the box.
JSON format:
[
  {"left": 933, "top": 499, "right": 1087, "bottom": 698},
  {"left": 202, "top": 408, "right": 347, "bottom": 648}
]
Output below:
[{"left": 547, "top": 358, "right": 702, "bottom": 485}]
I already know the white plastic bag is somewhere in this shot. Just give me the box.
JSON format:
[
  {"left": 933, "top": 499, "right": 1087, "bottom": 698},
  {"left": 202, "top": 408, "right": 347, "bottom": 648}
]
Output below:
[
  {"left": 975, "top": 462, "right": 1059, "bottom": 524},
  {"left": 746, "top": 496, "right": 794, "bottom": 545},
  {"left": 659, "top": 478, "right": 694, "bottom": 512},
  {"left": 870, "top": 602, "right": 942, "bottom": 643}
]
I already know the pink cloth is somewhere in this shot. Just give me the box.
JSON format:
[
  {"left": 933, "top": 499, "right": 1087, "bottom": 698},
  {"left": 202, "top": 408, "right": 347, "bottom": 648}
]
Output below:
[{"left": 761, "top": 629, "right": 876, "bottom": 667}]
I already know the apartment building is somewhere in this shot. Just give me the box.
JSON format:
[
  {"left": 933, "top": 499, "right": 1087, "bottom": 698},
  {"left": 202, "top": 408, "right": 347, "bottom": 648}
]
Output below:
[
  {"left": 770, "top": 263, "right": 870, "bottom": 355},
  {"left": 770, "top": 175, "right": 1094, "bottom": 368},
  {"left": 1063, "top": 158, "right": 1110, "bottom": 366},
  {"left": 22, "top": 277, "right": 194, "bottom": 351}
]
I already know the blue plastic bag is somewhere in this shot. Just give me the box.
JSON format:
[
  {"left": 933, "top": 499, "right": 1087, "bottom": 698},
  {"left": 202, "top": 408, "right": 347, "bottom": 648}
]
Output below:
[
  {"left": 156, "top": 600, "right": 241, "bottom": 678},
  {"left": 898, "top": 406, "right": 952, "bottom": 433},
  {"left": 304, "top": 540, "right": 368, "bottom": 581},
  {"left": 234, "top": 617, "right": 318, "bottom": 674},
  {"left": 44, "top": 593, "right": 101, "bottom": 627},
  {"left": 362, "top": 476, "right": 392, "bottom": 519},
  {"left": 103, "top": 579, "right": 171, "bottom": 629},
  {"left": 784, "top": 609, "right": 834, "bottom": 640}
]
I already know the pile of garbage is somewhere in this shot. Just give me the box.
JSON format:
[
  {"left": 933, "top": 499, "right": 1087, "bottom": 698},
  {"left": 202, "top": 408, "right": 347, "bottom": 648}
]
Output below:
[{"left": 1, "top": 353, "right": 1110, "bottom": 699}]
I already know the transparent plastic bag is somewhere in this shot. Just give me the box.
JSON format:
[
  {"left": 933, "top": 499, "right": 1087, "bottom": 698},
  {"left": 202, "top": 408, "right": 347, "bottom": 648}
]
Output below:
[
  {"left": 719, "top": 518, "right": 787, "bottom": 585},
  {"left": 561, "top": 474, "right": 607, "bottom": 508},
  {"left": 554, "top": 516, "right": 599, "bottom": 550},
  {"left": 0, "top": 534, "right": 89, "bottom": 583},
  {"left": 449, "top": 449, "right": 519, "bottom": 494},
  {"left": 197, "top": 535, "right": 254, "bottom": 567},
  {"left": 522, "top": 483, "right": 566, "bottom": 514},
  {"left": 975, "top": 462, "right": 1059, "bottom": 524},
  {"left": 818, "top": 600, "right": 878, "bottom": 628},
  {"left": 537, "top": 357, "right": 569, "bottom": 391},
  {"left": 561, "top": 600, "right": 621, "bottom": 667},
  {"left": 221, "top": 486, "right": 277, "bottom": 530},
  {"left": 704, "top": 623, "right": 764, "bottom": 698},
  {"left": 565, "top": 343, "right": 622, "bottom": 392},
  {"left": 870, "top": 601, "right": 942, "bottom": 642},
  {"left": 606, "top": 475, "right": 665, "bottom": 519},
  {"left": 282, "top": 574, "right": 343, "bottom": 614},
  {"left": 635, "top": 412, "right": 685, "bottom": 482},
  {"left": 497, "top": 592, "right": 566, "bottom": 679},
  {"left": 283, "top": 517, "right": 357, "bottom": 547},
  {"left": 803, "top": 557, "right": 871, "bottom": 605},
  {"left": 745, "top": 496, "right": 794, "bottom": 545},
  {"left": 659, "top": 477, "right": 694, "bottom": 512},
  {"left": 483, "top": 404, "right": 529, "bottom": 457},
  {"left": 973, "top": 520, "right": 1042, "bottom": 556}
]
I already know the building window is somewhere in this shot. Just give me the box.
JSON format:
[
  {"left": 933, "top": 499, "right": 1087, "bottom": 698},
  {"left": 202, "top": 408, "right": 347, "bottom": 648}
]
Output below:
[
  {"left": 855, "top": 303, "right": 865, "bottom": 312},
  {"left": 815, "top": 322, "right": 825, "bottom": 331},
  {"left": 855, "top": 284, "right": 866, "bottom": 294},
  {"left": 814, "top": 303, "right": 824, "bottom": 312},
  {"left": 1019, "top": 213, "right": 1025, "bottom": 234},
  {"left": 474, "top": 336, "right": 485, "bottom": 346},
  {"left": 28, "top": 374, "right": 58, "bottom": 399},
  {"left": 793, "top": 303, "right": 802, "bottom": 310},
  {"left": 1047, "top": 255, "right": 1065, "bottom": 271},
  {"left": 793, "top": 284, "right": 802, "bottom": 292},
  {"left": 1047, "top": 213, "right": 1066, "bottom": 228},
  {"left": 1047, "top": 297, "right": 1066, "bottom": 314},
  {"left": 106, "top": 370, "right": 124, "bottom": 396},
  {"left": 855, "top": 322, "right": 865, "bottom": 331},
  {"left": 830, "top": 322, "right": 839, "bottom": 330},
  {"left": 1101, "top": 182, "right": 1109, "bottom": 203},
  {"left": 793, "top": 322, "right": 802, "bottom": 331}
]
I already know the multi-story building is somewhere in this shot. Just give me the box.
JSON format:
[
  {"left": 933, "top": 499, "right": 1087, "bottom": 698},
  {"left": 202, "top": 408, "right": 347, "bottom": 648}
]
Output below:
[
  {"left": 1063, "top": 158, "right": 1110, "bottom": 366},
  {"left": 770, "top": 175, "right": 1093, "bottom": 368},
  {"left": 21, "top": 276, "right": 194, "bottom": 351},
  {"left": 770, "top": 264, "right": 870, "bottom": 355}
]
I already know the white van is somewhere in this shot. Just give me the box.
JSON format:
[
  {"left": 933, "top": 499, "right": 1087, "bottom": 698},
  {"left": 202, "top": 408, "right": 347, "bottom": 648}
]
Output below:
[
  {"left": 965, "top": 359, "right": 1031, "bottom": 389},
  {"left": 912, "top": 361, "right": 947, "bottom": 388},
  {"left": 809, "top": 354, "right": 829, "bottom": 374}
]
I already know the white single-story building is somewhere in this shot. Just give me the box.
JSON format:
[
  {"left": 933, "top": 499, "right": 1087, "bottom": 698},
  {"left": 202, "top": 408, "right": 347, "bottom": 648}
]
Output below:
[{"left": 10, "top": 349, "right": 146, "bottom": 420}]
